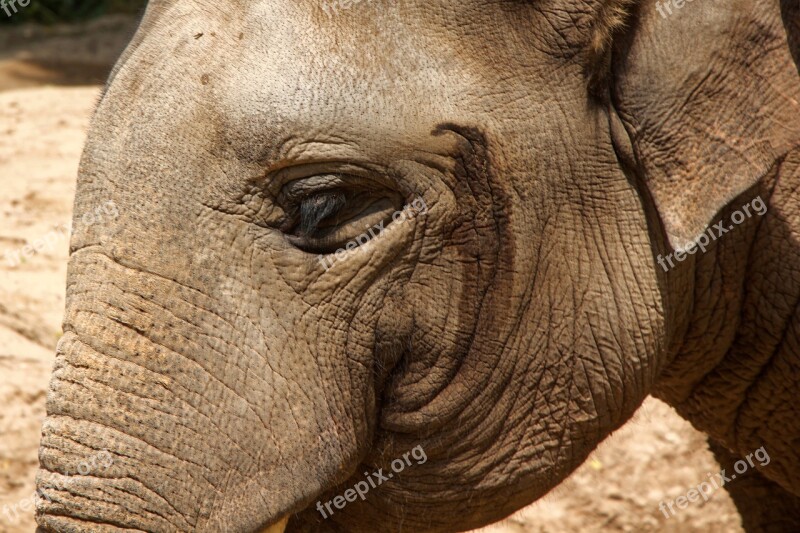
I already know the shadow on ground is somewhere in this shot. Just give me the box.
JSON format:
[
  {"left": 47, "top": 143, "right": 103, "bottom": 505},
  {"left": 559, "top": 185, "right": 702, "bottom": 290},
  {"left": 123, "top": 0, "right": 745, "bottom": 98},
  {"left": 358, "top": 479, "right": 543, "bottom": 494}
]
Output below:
[{"left": 0, "top": 15, "right": 138, "bottom": 91}]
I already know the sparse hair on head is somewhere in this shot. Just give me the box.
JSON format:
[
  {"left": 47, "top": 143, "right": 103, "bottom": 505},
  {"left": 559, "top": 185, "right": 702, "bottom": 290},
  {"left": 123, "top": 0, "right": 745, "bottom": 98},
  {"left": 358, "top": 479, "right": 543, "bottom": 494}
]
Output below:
[{"left": 585, "top": 0, "right": 638, "bottom": 98}]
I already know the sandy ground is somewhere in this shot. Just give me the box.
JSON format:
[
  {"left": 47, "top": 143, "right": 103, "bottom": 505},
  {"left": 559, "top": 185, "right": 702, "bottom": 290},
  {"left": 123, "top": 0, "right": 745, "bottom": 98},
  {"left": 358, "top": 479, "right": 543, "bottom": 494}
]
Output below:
[{"left": 0, "top": 17, "right": 744, "bottom": 533}]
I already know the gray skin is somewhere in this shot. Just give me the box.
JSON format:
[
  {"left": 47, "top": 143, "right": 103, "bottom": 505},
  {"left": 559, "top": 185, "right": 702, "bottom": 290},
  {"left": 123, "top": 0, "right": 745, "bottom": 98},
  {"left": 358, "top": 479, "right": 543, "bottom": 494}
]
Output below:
[{"left": 34, "top": 0, "right": 800, "bottom": 532}]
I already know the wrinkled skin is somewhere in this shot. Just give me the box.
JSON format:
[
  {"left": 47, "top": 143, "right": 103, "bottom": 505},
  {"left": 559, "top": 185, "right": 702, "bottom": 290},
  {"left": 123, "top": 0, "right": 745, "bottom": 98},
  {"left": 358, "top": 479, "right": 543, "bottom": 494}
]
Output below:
[{"left": 35, "top": 0, "right": 800, "bottom": 532}]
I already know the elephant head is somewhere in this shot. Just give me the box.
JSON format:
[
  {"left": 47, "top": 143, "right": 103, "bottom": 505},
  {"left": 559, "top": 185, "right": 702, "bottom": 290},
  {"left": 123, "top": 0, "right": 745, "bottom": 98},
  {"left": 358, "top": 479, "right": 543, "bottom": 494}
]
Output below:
[{"left": 36, "top": 0, "right": 800, "bottom": 532}]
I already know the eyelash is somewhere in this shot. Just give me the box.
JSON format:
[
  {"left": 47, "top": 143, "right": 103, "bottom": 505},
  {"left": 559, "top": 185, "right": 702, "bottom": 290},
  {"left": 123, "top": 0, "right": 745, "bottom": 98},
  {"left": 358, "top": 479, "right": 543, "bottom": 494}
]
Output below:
[{"left": 296, "top": 190, "right": 347, "bottom": 236}]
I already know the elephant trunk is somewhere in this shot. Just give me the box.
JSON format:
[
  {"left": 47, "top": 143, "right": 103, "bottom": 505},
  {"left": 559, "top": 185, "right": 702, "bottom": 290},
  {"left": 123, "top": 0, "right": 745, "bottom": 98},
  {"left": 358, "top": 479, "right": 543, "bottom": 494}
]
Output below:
[{"left": 35, "top": 249, "right": 307, "bottom": 532}]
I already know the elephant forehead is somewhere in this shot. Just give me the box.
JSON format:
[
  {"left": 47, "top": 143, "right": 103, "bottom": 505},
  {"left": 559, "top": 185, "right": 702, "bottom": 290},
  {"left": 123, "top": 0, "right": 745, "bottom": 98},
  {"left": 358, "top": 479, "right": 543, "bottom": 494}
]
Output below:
[
  {"left": 104, "top": 0, "right": 616, "bottom": 162},
  {"left": 105, "top": 1, "right": 500, "bottom": 161},
  {"left": 210, "top": 5, "right": 485, "bottom": 143}
]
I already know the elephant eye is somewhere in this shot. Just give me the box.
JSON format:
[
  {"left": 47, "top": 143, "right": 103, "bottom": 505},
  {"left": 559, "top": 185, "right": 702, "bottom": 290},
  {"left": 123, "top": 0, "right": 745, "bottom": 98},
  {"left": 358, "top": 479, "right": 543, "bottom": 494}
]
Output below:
[{"left": 279, "top": 174, "right": 405, "bottom": 254}]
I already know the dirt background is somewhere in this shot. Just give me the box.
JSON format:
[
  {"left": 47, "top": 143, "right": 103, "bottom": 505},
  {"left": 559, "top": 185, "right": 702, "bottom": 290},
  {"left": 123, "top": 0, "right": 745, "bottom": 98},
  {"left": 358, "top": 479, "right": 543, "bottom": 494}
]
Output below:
[{"left": 0, "top": 17, "right": 744, "bottom": 533}]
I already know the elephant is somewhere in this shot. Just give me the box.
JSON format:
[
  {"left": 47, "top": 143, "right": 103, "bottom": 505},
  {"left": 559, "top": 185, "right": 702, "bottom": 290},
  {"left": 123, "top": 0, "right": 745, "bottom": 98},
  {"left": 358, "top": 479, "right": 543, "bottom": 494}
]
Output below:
[{"left": 34, "top": 0, "right": 800, "bottom": 531}]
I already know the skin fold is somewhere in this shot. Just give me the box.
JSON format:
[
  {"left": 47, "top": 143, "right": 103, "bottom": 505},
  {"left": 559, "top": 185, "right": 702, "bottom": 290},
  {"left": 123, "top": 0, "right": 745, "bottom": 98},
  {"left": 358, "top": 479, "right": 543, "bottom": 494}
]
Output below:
[{"left": 34, "top": 0, "right": 799, "bottom": 532}]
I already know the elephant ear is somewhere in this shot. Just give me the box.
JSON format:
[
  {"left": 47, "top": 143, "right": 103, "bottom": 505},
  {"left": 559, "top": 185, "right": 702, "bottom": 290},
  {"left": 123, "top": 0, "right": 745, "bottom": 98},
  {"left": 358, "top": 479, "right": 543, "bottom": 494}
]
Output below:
[{"left": 609, "top": 0, "right": 800, "bottom": 248}]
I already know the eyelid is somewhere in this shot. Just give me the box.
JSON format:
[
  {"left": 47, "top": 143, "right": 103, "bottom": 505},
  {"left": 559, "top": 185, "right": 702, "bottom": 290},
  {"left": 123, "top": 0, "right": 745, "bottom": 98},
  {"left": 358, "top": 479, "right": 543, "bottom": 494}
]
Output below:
[
  {"left": 282, "top": 174, "right": 347, "bottom": 202},
  {"left": 279, "top": 174, "right": 384, "bottom": 206},
  {"left": 265, "top": 161, "right": 401, "bottom": 199}
]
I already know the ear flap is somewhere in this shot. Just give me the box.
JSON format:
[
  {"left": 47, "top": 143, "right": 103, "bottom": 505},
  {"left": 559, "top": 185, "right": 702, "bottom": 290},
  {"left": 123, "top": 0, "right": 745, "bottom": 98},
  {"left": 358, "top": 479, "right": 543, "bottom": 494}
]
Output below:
[{"left": 610, "top": 0, "right": 800, "bottom": 248}]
